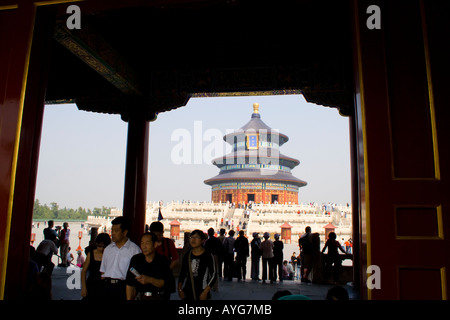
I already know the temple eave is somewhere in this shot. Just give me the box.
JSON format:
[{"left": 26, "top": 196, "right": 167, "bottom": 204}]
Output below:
[
  {"left": 222, "top": 132, "right": 289, "bottom": 144},
  {"left": 204, "top": 176, "right": 307, "bottom": 188},
  {"left": 211, "top": 152, "right": 300, "bottom": 167}
]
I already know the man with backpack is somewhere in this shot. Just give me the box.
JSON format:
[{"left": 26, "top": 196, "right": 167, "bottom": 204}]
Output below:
[
  {"left": 234, "top": 230, "right": 249, "bottom": 282},
  {"left": 298, "top": 226, "right": 314, "bottom": 283},
  {"left": 149, "top": 221, "right": 178, "bottom": 299}
]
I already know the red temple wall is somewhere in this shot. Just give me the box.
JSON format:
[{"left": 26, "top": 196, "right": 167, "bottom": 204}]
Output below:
[{"left": 212, "top": 189, "right": 298, "bottom": 204}]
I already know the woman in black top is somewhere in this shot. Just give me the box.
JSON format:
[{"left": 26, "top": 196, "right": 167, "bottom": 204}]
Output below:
[
  {"left": 81, "top": 233, "right": 111, "bottom": 300},
  {"left": 178, "top": 230, "right": 217, "bottom": 301}
]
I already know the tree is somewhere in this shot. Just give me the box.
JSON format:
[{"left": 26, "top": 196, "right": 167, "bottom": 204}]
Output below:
[
  {"left": 50, "top": 202, "right": 59, "bottom": 219},
  {"left": 32, "top": 199, "right": 103, "bottom": 221}
]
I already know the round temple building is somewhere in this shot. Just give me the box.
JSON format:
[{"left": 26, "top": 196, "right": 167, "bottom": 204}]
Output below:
[{"left": 204, "top": 103, "right": 307, "bottom": 204}]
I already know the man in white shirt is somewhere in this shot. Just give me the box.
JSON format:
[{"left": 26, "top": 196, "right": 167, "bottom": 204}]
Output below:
[{"left": 100, "top": 216, "right": 141, "bottom": 300}]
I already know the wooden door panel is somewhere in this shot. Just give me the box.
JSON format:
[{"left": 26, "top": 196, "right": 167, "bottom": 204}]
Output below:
[{"left": 354, "top": 0, "right": 449, "bottom": 299}]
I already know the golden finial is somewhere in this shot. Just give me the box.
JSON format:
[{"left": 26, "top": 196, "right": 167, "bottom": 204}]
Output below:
[{"left": 253, "top": 102, "right": 259, "bottom": 114}]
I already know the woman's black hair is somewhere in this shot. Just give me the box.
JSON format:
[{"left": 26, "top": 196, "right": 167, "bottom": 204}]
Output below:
[{"left": 95, "top": 233, "right": 111, "bottom": 246}]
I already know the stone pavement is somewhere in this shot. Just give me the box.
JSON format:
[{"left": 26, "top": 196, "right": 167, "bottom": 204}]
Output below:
[{"left": 51, "top": 266, "right": 359, "bottom": 301}]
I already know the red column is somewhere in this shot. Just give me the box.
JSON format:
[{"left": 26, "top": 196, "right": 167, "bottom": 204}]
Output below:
[
  {"left": 5, "top": 6, "right": 55, "bottom": 300},
  {"left": 122, "top": 113, "right": 149, "bottom": 244},
  {"left": 0, "top": 4, "right": 54, "bottom": 299}
]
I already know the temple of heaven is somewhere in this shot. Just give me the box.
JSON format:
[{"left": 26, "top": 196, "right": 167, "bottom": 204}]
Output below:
[{"left": 204, "top": 103, "right": 307, "bottom": 204}]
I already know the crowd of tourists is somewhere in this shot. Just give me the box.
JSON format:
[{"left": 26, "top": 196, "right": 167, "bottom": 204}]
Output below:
[{"left": 27, "top": 218, "right": 350, "bottom": 301}]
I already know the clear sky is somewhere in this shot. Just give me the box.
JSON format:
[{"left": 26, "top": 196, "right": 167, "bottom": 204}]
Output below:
[{"left": 35, "top": 94, "right": 351, "bottom": 210}]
